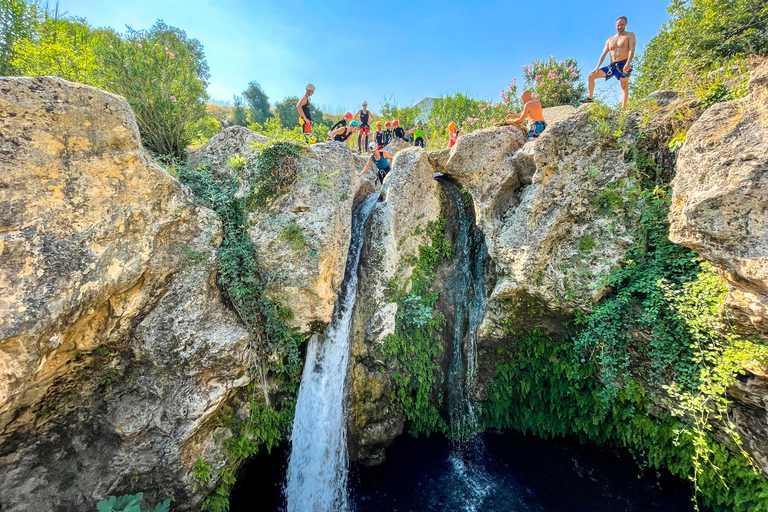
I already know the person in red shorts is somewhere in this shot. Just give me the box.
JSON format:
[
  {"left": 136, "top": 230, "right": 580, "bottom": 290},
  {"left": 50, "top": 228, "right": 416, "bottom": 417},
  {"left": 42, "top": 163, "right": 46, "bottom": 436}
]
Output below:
[{"left": 296, "top": 84, "right": 315, "bottom": 140}]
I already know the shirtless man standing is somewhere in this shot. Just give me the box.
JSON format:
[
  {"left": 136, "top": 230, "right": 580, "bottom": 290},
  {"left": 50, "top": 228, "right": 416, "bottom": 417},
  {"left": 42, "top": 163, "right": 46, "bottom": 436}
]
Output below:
[{"left": 582, "top": 16, "right": 636, "bottom": 108}]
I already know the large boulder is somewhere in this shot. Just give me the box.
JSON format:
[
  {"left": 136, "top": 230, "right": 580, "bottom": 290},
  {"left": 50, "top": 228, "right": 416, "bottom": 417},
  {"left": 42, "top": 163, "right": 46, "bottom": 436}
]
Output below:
[
  {"left": 185, "top": 125, "right": 269, "bottom": 178},
  {"left": 446, "top": 117, "right": 638, "bottom": 314},
  {"left": 669, "top": 61, "right": 768, "bottom": 334},
  {"left": 247, "top": 141, "right": 376, "bottom": 334},
  {"left": 0, "top": 77, "right": 249, "bottom": 511},
  {"left": 347, "top": 147, "right": 443, "bottom": 464}
]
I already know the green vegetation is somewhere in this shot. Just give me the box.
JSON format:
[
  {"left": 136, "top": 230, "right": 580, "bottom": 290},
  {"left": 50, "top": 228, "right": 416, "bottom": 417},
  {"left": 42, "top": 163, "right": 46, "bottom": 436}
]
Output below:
[
  {"left": 96, "top": 493, "right": 170, "bottom": 512},
  {"left": 279, "top": 223, "right": 306, "bottom": 251},
  {"left": 521, "top": 56, "right": 587, "bottom": 107},
  {"left": 2, "top": 2, "right": 210, "bottom": 158},
  {"left": 384, "top": 217, "right": 452, "bottom": 436},
  {"left": 633, "top": 0, "right": 767, "bottom": 101},
  {"left": 177, "top": 145, "right": 306, "bottom": 510},
  {"left": 483, "top": 167, "right": 768, "bottom": 509},
  {"left": 249, "top": 139, "right": 305, "bottom": 209}
]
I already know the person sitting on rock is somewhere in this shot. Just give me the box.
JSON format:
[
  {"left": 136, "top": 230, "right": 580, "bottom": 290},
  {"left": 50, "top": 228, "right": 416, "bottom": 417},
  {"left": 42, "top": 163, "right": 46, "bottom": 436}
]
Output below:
[
  {"left": 330, "top": 120, "right": 359, "bottom": 143},
  {"left": 405, "top": 119, "right": 428, "bottom": 148},
  {"left": 328, "top": 112, "right": 353, "bottom": 139},
  {"left": 447, "top": 122, "right": 463, "bottom": 148},
  {"left": 392, "top": 119, "right": 406, "bottom": 141},
  {"left": 357, "top": 145, "right": 393, "bottom": 185},
  {"left": 373, "top": 121, "right": 385, "bottom": 149},
  {"left": 354, "top": 101, "right": 374, "bottom": 153},
  {"left": 505, "top": 90, "right": 547, "bottom": 140},
  {"left": 384, "top": 121, "right": 393, "bottom": 146}
]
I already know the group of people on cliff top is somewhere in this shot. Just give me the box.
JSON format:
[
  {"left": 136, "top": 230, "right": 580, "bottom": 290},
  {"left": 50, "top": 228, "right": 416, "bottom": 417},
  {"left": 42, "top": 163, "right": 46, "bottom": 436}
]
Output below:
[{"left": 295, "top": 16, "right": 635, "bottom": 157}]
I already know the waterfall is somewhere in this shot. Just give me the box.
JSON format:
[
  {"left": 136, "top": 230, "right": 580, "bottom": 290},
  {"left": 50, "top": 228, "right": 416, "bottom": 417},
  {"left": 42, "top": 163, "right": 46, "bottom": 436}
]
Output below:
[
  {"left": 440, "top": 178, "right": 488, "bottom": 442},
  {"left": 285, "top": 193, "right": 379, "bottom": 512}
]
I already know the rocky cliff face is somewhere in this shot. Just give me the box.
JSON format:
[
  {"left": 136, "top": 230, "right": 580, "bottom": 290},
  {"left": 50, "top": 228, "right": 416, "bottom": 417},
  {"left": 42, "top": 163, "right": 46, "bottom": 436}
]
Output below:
[
  {"left": 669, "top": 61, "right": 768, "bottom": 336},
  {"left": 0, "top": 77, "right": 249, "bottom": 512}
]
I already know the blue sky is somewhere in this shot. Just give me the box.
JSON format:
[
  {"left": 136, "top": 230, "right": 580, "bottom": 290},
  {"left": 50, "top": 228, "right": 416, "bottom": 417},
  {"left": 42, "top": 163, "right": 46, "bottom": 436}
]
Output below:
[{"left": 58, "top": 0, "right": 671, "bottom": 112}]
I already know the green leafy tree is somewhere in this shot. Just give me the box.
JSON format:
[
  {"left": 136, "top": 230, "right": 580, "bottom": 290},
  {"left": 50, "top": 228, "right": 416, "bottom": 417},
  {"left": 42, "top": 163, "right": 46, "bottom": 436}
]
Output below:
[
  {"left": 10, "top": 6, "right": 102, "bottom": 85},
  {"left": 99, "top": 21, "right": 209, "bottom": 158},
  {"left": 274, "top": 96, "right": 323, "bottom": 129},
  {"left": 242, "top": 80, "right": 272, "bottom": 124},
  {"left": 633, "top": 0, "right": 768, "bottom": 98},
  {"left": 379, "top": 97, "right": 419, "bottom": 129},
  {"left": 0, "top": 0, "right": 39, "bottom": 75},
  {"left": 521, "top": 56, "right": 586, "bottom": 107},
  {"left": 429, "top": 92, "right": 480, "bottom": 132},
  {"left": 232, "top": 94, "right": 248, "bottom": 126}
]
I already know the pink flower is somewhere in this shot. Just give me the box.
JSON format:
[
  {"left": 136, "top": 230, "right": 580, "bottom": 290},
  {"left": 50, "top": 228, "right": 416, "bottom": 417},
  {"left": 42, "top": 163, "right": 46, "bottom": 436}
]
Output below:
[
  {"left": 491, "top": 118, "right": 495, "bottom": 122},
  {"left": 109, "top": 45, "right": 113, "bottom": 49},
  {"left": 512, "top": 77, "right": 517, "bottom": 81},
  {"left": 551, "top": 93, "right": 557, "bottom": 98},
  {"left": 167, "top": 51, "right": 175, "bottom": 57},
  {"left": 535, "top": 75, "right": 543, "bottom": 80},
  {"left": 170, "top": 95, "right": 177, "bottom": 101},
  {"left": 137, "top": 43, "right": 142, "bottom": 48},
  {"left": 567, "top": 66, "right": 573, "bottom": 71},
  {"left": 567, "top": 88, "right": 572, "bottom": 92},
  {"left": 165, "top": 46, "right": 169, "bottom": 51},
  {"left": 571, "top": 72, "right": 577, "bottom": 77}
]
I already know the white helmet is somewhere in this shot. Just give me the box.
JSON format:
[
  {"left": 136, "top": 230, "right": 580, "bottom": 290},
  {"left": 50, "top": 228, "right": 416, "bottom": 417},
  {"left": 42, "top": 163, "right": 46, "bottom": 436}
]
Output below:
[{"left": 306, "top": 83, "right": 315, "bottom": 92}]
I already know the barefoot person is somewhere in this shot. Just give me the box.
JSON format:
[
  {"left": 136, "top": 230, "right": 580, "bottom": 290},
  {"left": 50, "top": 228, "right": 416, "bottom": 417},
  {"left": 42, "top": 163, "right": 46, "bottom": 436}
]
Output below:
[
  {"left": 296, "top": 84, "right": 315, "bottom": 140},
  {"left": 505, "top": 90, "right": 546, "bottom": 140},
  {"left": 582, "top": 16, "right": 636, "bottom": 108}
]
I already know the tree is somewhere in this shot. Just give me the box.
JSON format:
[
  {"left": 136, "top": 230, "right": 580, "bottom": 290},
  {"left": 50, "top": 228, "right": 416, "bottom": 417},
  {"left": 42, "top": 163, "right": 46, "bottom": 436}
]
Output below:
[
  {"left": 242, "top": 81, "right": 272, "bottom": 124},
  {"left": 10, "top": 6, "right": 102, "bottom": 85},
  {"left": 232, "top": 95, "right": 248, "bottom": 126},
  {"left": 99, "top": 21, "right": 210, "bottom": 158},
  {"left": 0, "top": 0, "right": 39, "bottom": 76},
  {"left": 274, "top": 96, "right": 322, "bottom": 129}
]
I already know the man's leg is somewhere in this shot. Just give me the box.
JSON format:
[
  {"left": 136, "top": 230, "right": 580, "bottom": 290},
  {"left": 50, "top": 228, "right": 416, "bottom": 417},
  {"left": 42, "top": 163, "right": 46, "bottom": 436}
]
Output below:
[
  {"left": 620, "top": 77, "right": 629, "bottom": 109},
  {"left": 587, "top": 69, "right": 607, "bottom": 99}
]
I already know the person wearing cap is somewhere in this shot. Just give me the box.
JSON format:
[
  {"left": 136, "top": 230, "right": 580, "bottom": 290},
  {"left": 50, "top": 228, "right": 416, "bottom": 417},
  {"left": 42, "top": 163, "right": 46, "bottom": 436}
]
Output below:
[
  {"left": 328, "top": 112, "right": 353, "bottom": 139},
  {"left": 383, "top": 121, "right": 393, "bottom": 146},
  {"left": 405, "top": 119, "right": 428, "bottom": 148},
  {"left": 354, "top": 101, "right": 375, "bottom": 154},
  {"left": 329, "top": 120, "right": 359, "bottom": 143},
  {"left": 392, "top": 120, "right": 406, "bottom": 141},
  {"left": 373, "top": 121, "right": 385, "bottom": 149},
  {"left": 447, "top": 122, "right": 463, "bottom": 148},
  {"left": 296, "top": 84, "right": 315, "bottom": 138},
  {"left": 357, "top": 145, "right": 394, "bottom": 185}
]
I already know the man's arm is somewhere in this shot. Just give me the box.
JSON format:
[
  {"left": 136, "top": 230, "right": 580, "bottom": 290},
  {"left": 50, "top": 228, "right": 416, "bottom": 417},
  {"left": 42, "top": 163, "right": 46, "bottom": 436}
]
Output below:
[
  {"left": 296, "top": 97, "right": 309, "bottom": 123},
  {"left": 625, "top": 32, "right": 637, "bottom": 71},
  {"left": 506, "top": 103, "right": 531, "bottom": 125},
  {"left": 593, "top": 41, "right": 610, "bottom": 72}
]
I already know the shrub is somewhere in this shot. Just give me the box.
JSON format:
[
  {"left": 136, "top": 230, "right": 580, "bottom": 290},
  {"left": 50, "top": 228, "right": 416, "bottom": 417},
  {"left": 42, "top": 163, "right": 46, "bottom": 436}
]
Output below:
[
  {"left": 0, "top": 0, "right": 39, "bottom": 75},
  {"left": 633, "top": 0, "right": 768, "bottom": 99},
  {"left": 99, "top": 21, "right": 209, "bottom": 158},
  {"left": 188, "top": 116, "right": 221, "bottom": 148},
  {"left": 96, "top": 493, "right": 170, "bottom": 512},
  {"left": 521, "top": 55, "right": 587, "bottom": 107},
  {"left": 10, "top": 6, "right": 102, "bottom": 85}
]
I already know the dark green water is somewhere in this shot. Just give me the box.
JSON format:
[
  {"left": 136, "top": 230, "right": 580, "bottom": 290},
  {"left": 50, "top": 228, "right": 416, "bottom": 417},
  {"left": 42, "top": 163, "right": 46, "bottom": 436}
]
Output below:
[{"left": 229, "top": 431, "right": 696, "bottom": 512}]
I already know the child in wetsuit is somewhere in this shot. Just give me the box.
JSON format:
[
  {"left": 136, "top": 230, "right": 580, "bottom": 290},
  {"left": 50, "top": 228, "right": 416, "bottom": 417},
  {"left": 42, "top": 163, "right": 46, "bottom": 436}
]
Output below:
[
  {"left": 329, "top": 121, "right": 359, "bottom": 143},
  {"left": 392, "top": 120, "right": 406, "bottom": 141},
  {"left": 405, "top": 119, "right": 428, "bottom": 148},
  {"left": 328, "top": 112, "right": 353, "bottom": 140},
  {"left": 384, "top": 121, "right": 392, "bottom": 146},
  {"left": 373, "top": 121, "right": 385, "bottom": 150}
]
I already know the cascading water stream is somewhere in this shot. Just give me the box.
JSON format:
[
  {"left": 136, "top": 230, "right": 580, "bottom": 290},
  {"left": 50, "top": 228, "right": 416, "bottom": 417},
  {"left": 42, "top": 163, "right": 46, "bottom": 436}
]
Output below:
[
  {"left": 438, "top": 178, "right": 494, "bottom": 511},
  {"left": 285, "top": 193, "right": 379, "bottom": 512},
  {"left": 440, "top": 178, "right": 488, "bottom": 442}
]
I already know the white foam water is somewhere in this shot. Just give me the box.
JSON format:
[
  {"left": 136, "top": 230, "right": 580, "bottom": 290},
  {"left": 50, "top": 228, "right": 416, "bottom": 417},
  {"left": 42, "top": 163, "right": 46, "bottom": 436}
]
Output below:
[{"left": 285, "top": 193, "right": 378, "bottom": 512}]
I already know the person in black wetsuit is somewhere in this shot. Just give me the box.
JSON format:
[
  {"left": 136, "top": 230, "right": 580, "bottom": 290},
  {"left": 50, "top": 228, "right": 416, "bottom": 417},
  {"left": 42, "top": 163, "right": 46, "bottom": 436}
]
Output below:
[
  {"left": 383, "top": 121, "right": 392, "bottom": 146},
  {"left": 328, "top": 112, "right": 353, "bottom": 139},
  {"left": 392, "top": 119, "right": 406, "bottom": 141},
  {"left": 357, "top": 145, "right": 393, "bottom": 185},
  {"left": 329, "top": 120, "right": 359, "bottom": 143},
  {"left": 296, "top": 84, "right": 315, "bottom": 141},
  {"left": 354, "top": 101, "right": 375, "bottom": 154},
  {"left": 373, "top": 121, "right": 385, "bottom": 149}
]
